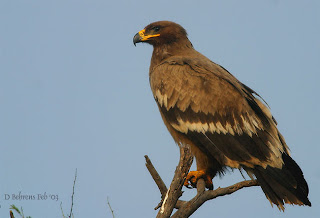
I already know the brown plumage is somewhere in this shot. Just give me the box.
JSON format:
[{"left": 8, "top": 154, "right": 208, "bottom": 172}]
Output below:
[{"left": 133, "top": 21, "right": 311, "bottom": 210}]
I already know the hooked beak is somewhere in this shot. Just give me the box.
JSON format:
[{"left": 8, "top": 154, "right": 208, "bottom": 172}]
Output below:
[
  {"left": 133, "top": 32, "right": 142, "bottom": 46},
  {"left": 133, "top": 29, "right": 160, "bottom": 46}
]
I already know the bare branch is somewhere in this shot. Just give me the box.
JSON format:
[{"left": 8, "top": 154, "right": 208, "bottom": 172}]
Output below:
[
  {"left": 69, "top": 169, "right": 77, "bottom": 218},
  {"left": 145, "top": 151, "right": 259, "bottom": 218},
  {"left": 156, "top": 145, "right": 193, "bottom": 218},
  {"left": 107, "top": 197, "right": 115, "bottom": 218},
  {"left": 145, "top": 155, "right": 168, "bottom": 197},
  {"left": 171, "top": 180, "right": 258, "bottom": 218},
  {"left": 145, "top": 155, "right": 188, "bottom": 210},
  {"left": 145, "top": 145, "right": 259, "bottom": 218}
]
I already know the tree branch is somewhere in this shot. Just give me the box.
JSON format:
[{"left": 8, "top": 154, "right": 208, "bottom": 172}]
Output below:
[
  {"left": 145, "top": 148, "right": 260, "bottom": 218},
  {"left": 171, "top": 179, "right": 258, "bottom": 218},
  {"left": 145, "top": 155, "right": 168, "bottom": 198},
  {"left": 145, "top": 155, "right": 187, "bottom": 210},
  {"left": 156, "top": 145, "right": 193, "bottom": 218},
  {"left": 145, "top": 145, "right": 193, "bottom": 217}
]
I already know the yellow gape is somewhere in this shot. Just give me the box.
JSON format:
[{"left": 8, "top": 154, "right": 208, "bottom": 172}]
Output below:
[{"left": 138, "top": 29, "right": 160, "bottom": 41}]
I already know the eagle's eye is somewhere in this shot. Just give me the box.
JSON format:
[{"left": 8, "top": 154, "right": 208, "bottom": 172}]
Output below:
[{"left": 152, "top": 26, "right": 161, "bottom": 32}]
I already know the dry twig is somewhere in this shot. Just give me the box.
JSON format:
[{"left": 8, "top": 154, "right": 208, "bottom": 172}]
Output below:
[
  {"left": 107, "top": 197, "right": 115, "bottom": 218},
  {"left": 69, "top": 169, "right": 77, "bottom": 218}
]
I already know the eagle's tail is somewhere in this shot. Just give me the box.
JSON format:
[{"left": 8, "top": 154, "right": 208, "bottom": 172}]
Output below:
[{"left": 252, "top": 153, "right": 311, "bottom": 210}]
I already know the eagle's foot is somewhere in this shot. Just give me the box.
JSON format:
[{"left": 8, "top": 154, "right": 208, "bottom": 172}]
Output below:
[{"left": 184, "top": 170, "right": 214, "bottom": 190}]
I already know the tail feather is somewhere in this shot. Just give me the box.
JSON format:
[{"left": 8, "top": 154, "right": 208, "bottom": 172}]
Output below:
[
  {"left": 282, "top": 153, "right": 309, "bottom": 196},
  {"left": 252, "top": 153, "right": 311, "bottom": 210}
]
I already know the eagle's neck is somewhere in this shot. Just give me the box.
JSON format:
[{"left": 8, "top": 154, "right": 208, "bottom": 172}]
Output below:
[{"left": 150, "top": 39, "right": 193, "bottom": 71}]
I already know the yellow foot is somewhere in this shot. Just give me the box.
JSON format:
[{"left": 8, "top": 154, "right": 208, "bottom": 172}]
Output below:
[{"left": 184, "top": 170, "right": 214, "bottom": 190}]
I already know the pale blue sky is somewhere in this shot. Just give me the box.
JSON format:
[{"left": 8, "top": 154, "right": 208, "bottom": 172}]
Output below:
[{"left": 0, "top": 0, "right": 319, "bottom": 217}]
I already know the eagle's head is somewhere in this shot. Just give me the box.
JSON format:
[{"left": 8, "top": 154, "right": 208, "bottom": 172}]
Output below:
[{"left": 133, "top": 21, "right": 188, "bottom": 46}]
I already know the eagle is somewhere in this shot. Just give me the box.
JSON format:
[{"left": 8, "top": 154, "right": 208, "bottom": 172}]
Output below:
[{"left": 133, "top": 21, "right": 311, "bottom": 210}]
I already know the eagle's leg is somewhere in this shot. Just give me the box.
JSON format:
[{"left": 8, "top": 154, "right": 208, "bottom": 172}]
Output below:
[{"left": 184, "top": 144, "right": 215, "bottom": 190}]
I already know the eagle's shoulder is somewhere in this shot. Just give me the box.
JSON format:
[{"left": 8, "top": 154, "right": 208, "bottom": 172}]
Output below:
[{"left": 150, "top": 54, "right": 251, "bottom": 115}]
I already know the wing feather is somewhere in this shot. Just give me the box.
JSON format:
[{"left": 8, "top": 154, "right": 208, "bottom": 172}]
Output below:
[{"left": 150, "top": 56, "right": 289, "bottom": 169}]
